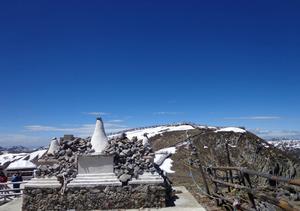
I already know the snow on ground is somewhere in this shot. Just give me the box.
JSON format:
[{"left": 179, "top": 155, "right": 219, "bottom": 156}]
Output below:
[
  {"left": 0, "top": 150, "right": 46, "bottom": 170},
  {"left": 0, "top": 153, "right": 28, "bottom": 166},
  {"left": 26, "top": 149, "right": 47, "bottom": 161},
  {"left": 6, "top": 159, "right": 36, "bottom": 170},
  {"left": 154, "top": 147, "right": 177, "bottom": 173},
  {"left": 155, "top": 147, "right": 177, "bottom": 155},
  {"left": 215, "top": 127, "right": 246, "bottom": 133},
  {"left": 261, "top": 142, "right": 270, "bottom": 148},
  {"left": 111, "top": 124, "right": 195, "bottom": 140}
]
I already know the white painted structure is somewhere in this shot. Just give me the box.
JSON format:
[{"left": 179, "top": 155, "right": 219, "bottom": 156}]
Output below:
[
  {"left": 142, "top": 133, "right": 150, "bottom": 147},
  {"left": 47, "top": 137, "right": 59, "bottom": 156},
  {"left": 91, "top": 118, "right": 108, "bottom": 153}
]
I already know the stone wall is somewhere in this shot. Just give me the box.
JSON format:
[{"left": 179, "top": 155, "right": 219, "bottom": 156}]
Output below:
[{"left": 22, "top": 184, "right": 166, "bottom": 210}]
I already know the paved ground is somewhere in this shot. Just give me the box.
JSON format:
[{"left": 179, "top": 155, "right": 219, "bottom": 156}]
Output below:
[
  {"left": 0, "top": 186, "right": 206, "bottom": 211},
  {"left": 0, "top": 197, "right": 22, "bottom": 211}
]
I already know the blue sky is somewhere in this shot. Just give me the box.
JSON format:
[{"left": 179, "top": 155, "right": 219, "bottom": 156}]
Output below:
[{"left": 0, "top": 0, "right": 300, "bottom": 147}]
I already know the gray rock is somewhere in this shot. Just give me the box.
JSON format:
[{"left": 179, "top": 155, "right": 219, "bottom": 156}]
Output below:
[
  {"left": 59, "top": 150, "right": 66, "bottom": 156},
  {"left": 119, "top": 174, "right": 131, "bottom": 183},
  {"left": 52, "top": 164, "right": 60, "bottom": 171},
  {"left": 66, "top": 148, "right": 72, "bottom": 156}
]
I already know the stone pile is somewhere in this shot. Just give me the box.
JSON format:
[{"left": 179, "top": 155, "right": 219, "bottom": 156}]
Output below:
[
  {"left": 36, "top": 135, "right": 94, "bottom": 179},
  {"left": 37, "top": 134, "right": 158, "bottom": 184},
  {"left": 104, "top": 134, "right": 157, "bottom": 183}
]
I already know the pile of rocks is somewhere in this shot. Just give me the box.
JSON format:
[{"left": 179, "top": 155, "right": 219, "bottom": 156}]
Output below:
[
  {"left": 37, "top": 134, "right": 158, "bottom": 184},
  {"left": 104, "top": 134, "right": 157, "bottom": 183},
  {"left": 36, "top": 135, "right": 94, "bottom": 178}
]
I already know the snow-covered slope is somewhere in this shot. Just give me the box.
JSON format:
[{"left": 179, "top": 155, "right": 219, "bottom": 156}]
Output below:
[
  {"left": 110, "top": 124, "right": 195, "bottom": 140},
  {"left": 1, "top": 149, "right": 47, "bottom": 170},
  {"left": 215, "top": 127, "right": 246, "bottom": 133},
  {"left": 154, "top": 147, "right": 177, "bottom": 173},
  {"left": 0, "top": 153, "right": 28, "bottom": 166},
  {"left": 26, "top": 149, "right": 47, "bottom": 161}
]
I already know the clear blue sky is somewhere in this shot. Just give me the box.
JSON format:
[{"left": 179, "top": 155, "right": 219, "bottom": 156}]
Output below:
[{"left": 0, "top": 0, "right": 300, "bottom": 146}]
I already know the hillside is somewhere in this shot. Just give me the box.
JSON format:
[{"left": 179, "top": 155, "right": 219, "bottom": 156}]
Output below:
[
  {"left": 2, "top": 123, "right": 300, "bottom": 210},
  {"left": 145, "top": 125, "right": 300, "bottom": 210}
]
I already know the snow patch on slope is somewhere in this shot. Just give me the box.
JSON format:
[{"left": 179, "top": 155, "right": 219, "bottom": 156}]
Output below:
[
  {"left": 0, "top": 153, "right": 27, "bottom": 166},
  {"left": 0, "top": 150, "right": 46, "bottom": 170},
  {"left": 154, "top": 147, "right": 176, "bottom": 173},
  {"left": 111, "top": 124, "right": 194, "bottom": 140},
  {"left": 215, "top": 127, "right": 246, "bottom": 133},
  {"left": 26, "top": 149, "right": 47, "bottom": 161}
]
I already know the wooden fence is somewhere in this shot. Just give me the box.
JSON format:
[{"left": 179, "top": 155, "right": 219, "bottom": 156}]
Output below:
[{"left": 198, "top": 165, "right": 300, "bottom": 211}]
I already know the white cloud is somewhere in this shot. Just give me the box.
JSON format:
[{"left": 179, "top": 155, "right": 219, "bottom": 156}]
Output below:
[
  {"left": 153, "top": 112, "right": 184, "bottom": 115},
  {"left": 222, "top": 116, "right": 281, "bottom": 120},
  {"left": 0, "top": 121, "right": 129, "bottom": 147},
  {"left": 82, "top": 112, "right": 110, "bottom": 116},
  {"left": 25, "top": 122, "right": 128, "bottom": 137},
  {"left": 250, "top": 128, "right": 300, "bottom": 139},
  {"left": 108, "top": 119, "right": 124, "bottom": 123},
  {"left": 24, "top": 125, "right": 75, "bottom": 132}
]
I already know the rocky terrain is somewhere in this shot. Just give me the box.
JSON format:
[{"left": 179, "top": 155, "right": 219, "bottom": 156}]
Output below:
[
  {"left": 36, "top": 134, "right": 158, "bottom": 185},
  {"left": 36, "top": 135, "right": 93, "bottom": 178},
  {"left": 148, "top": 126, "right": 300, "bottom": 210},
  {"left": 104, "top": 134, "right": 157, "bottom": 183}
]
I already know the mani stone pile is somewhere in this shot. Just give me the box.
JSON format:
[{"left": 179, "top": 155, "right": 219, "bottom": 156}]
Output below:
[
  {"left": 37, "top": 134, "right": 157, "bottom": 184},
  {"left": 36, "top": 135, "right": 94, "bottom": 179},
  {"left": 104, "top": 134, "right": 156, "bottom": 183}
]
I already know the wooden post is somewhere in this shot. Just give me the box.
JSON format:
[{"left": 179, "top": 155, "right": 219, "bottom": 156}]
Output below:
[
  {"left": 225, "top": 142, "right": 234, "bottom": 184},
  {"left": 225, "top": 170, "right": 231, "bottom": 192},
  {"left": 198, "top": 163, "right": 210, "bottom": 195}
]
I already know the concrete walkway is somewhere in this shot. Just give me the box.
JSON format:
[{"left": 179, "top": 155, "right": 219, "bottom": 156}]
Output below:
[
  {"left": 0, "top": 186, "right": 206, "bottom": 211},
  {"left": 0, "top": 197, "right": 22, "bottom": 211}
]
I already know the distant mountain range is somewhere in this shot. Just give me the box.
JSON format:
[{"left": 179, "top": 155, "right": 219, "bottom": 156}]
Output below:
[
  {"left": 268, "top": 138, "right": 300, "bottom": 159},
  {"left": 0, "top": 145, "right": 46, "bottom": 153}
]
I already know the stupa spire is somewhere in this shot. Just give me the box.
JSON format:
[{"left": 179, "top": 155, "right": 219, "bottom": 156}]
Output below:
[
  {"left": 91, "top": 117, "right": 108, "bottom": 153},
  {"left": 47, "top": 137, "right": 59, "bottom": 155}
]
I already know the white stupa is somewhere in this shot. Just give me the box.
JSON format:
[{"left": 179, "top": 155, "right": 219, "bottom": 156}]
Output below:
[
  {"left": 47, "top": 137, "right": 59, "bottom": 155},
  {"left": 91, "top": 117, "right": 108, "bottom": 153},
  {"left": 142, "top": 133, "right": 150, "bottom": 147}
]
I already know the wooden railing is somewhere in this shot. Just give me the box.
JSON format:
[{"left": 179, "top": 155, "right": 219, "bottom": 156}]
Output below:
[{"left": 199, "top": 165, "right": 300, "bottom": 211}]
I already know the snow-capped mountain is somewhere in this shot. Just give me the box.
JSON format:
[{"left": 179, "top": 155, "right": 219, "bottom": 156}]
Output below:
[
  {"left": 0, "top": 145, "right": 32, "bottom": 153},
  {"left": 268, "top": 139, "right": 300, "bottom": 159}
]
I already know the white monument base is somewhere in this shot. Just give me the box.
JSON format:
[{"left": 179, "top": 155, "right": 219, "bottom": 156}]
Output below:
[
  {"left": 25, "top": 177, "right": 61, "bottom": 188},
  {"left": 68, "top": 154, "right": 122, "bottom": 187}
]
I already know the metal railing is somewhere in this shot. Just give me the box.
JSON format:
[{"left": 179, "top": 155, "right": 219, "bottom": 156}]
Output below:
[{"left": 0, "top": 181, "right": 28, "bottom": 203}]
